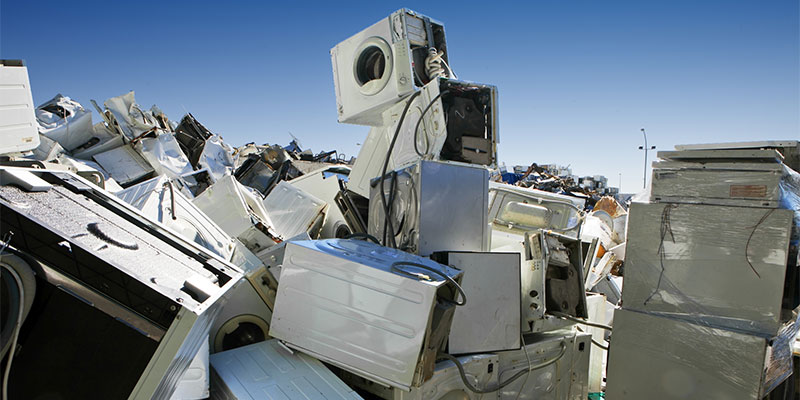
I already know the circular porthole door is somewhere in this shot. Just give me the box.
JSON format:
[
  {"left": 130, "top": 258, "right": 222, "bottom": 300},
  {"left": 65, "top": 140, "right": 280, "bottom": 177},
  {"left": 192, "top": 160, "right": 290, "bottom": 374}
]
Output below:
[
  {"left": 1, "top": 254, "right": 36, "bottom": 360},
  {"left": 214, "top": 314, "right": 271, "bottom": 353},
  {"left": 354, "top": 37, "right": 393, "bottom": 96}
]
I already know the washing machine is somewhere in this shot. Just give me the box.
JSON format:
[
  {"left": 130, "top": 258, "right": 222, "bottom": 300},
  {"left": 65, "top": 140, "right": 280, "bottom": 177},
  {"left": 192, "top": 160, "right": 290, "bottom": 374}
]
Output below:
[
  {"left": 209, "top": 240, "right": 277, "bottom": 354},
  {"left": 331, "top": 8, "right": 449, "bottom": 126},
  {"left": 367, "top": 160, "right": 489, "bottom": 255}
]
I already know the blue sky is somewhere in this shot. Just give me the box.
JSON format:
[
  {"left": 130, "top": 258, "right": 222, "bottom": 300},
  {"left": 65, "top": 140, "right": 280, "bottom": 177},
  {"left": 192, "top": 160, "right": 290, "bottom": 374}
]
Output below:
[{"left": 2, "top": 0, "right": 798, "bottom": 192}]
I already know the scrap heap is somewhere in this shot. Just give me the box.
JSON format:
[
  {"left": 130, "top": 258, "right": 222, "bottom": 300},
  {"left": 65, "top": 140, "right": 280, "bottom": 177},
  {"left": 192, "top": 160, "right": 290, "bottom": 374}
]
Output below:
[{"left": 0, "top": 9, "right": 799, "bottom": 400}]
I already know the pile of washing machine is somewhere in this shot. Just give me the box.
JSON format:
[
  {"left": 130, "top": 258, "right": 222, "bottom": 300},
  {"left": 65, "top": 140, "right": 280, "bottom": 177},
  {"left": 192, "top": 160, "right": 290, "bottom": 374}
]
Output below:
[
  {"left": 229, "top": 9, "right": 594, "bottom": 400},
  {"left": 0, "top": 9, "right": 604, "bottom": 400}
]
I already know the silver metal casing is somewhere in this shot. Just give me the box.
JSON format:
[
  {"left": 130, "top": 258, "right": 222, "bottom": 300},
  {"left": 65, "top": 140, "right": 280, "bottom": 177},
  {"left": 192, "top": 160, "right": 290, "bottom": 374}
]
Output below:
[
  {"left": 431, "top": 251, "right": 521, "bottom": 354},
  {"left": 269, "top": 239, "right": 463, "bottom": 390},
  {"left": 606, "top": 309, "right": 797, "bottom": 400},
  {"left": 651, "top": 158, "right": 786, "bottom": 208},
  {"left": 368, "top": 160, "right": 490, "bottom": 256},
  {"left": 622, "top": 201, "right": 793, "bottom": 336}
]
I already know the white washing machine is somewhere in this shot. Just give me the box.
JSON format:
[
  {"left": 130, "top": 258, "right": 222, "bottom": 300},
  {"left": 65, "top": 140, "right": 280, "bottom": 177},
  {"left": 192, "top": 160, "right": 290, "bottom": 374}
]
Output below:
[{"left": 331, "top": 8, "right": 449, "bottom": 126}]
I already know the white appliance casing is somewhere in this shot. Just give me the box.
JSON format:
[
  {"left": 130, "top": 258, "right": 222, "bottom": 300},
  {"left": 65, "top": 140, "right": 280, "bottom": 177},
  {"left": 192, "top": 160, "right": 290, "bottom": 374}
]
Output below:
[
  {"left": 269, "top": 239, "right": 462, "bottom": 390},
  {"left": 0, "top": 61, "right": 39, "bottom": 154},
  {"left": 210, "top": 339, "right": 362, "bottom": 399},
  {"left": 331, "top": 9, "right": 445, "bottom": 126}
]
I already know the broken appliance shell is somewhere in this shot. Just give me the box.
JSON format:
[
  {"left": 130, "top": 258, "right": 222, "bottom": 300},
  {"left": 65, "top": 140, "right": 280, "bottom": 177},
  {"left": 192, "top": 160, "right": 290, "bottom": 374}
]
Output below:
[
  {"left": 348, "top": 79, "right": 499, "bottom": 198},
  {"left": 269, "top": 239, "right": 463, "bottom": 390},
  {"left": 192, "top": 175, "right": 281, "bottom": 254},
  {"left": 605, "top": 308, "right": 797, "bottom": 400},
  {"left": 430, "top": 251, "right": 521, "bottom": 354},
  {"left": 331, "top": 8, "right": 448, "bottom": 126},
  {"left": 253, "top": 232, "right": 311, "bottom": 282},
  {"left": 343, "top": 354, "right": 499, "bottom": 400},
  {"left": 209, "top": 339, "right": 362, "bottom": 399},
  {"left": 208, "top": 240, "right": 279, "bottom": 355},
  {"left": 495, "top": 330, "right": 591, "bottom": 400},
  {"left": 0, "top": 60, "right": 39, "bottom": 154},
  {"left": 368, "top": 160, "right": 489, "bottom": 255},
  {"left": 0, "top": 168, "right": 242, "bottom": 400},
  {"left": 623, "top": 201, "right": 794, "bottom": 336},
  {"left": 35, "top": 94, "right": 94, "bottom": 152},
  {"left": 263, "top": 180, "right": 328, "bottom": 239},
  {"left": 519, "top": 230, "right": 588, "bottom": 334},
  {"left": 488, "top": 181, "right": 585, "bottom": 249},
  {"left": 93, "top": 144, "right": 156, "bottom": 187},
  {"left": 116, "top": 175, "right": 235, "bottom": 261},
  {"left": 287, "top": 165, "right": 352, "bottom": 238}
]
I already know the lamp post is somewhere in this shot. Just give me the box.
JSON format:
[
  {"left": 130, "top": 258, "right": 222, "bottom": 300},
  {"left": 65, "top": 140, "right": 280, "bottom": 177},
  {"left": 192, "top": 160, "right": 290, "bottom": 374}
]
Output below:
[{"left": 638, "top": 128, "right": 655, "bottom": 189}]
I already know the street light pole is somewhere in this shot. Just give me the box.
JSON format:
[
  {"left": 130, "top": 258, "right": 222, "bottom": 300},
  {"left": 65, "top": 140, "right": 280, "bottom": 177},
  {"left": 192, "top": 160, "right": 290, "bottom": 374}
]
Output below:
[{"left": 638, "top": 128, "right": 656, "bottom": 189}]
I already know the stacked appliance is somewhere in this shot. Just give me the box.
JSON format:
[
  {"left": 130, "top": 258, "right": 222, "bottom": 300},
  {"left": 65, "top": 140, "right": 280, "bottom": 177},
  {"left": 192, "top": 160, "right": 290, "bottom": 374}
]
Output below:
[
  {"left": 606, "top": 145, "right": 800, "bottom": 399},
  {"left": 263, "top": 9, "right": 591, "bottom": 400}
]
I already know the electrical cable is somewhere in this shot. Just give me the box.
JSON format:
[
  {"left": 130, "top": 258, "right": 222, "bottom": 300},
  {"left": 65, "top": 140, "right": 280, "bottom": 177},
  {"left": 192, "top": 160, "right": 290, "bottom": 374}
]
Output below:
[
  {"left": 591, "top": 338, "right": 609, "bottom": 350},
  {"left": 440, "top": 341, "right": 567, "bottom": 394},
  {"left": 342, "top": 233, "right": 381, "bottom": 245},
  {"left": 425, "top": 47, "right": 447, "bottom": 80},
  {"left": 645, "top": 204, "right": 678, "bottom": 305},
  {"left": 380, "top": 91, "right": 421, "bottom": 248},
  {"left": 513, "top": 334, "right": 531, "bottom": 400},
  {"left": 550, "top": 311, "right": 613, "bottom": 332},
  {"left": 745, "top": 208, "right": 774, "bottom": 279},
  {"left": 413, "top": 90, "right": 450, "bottom": 157},
  {"left": 1, "top": 263, "right": 25, "bottom": 400},
  {"left": 390, "top": 261, "right": 466, "bottom": 306},
  {"left": 575, "top": 325, "right": 611, "bottom": 351}
]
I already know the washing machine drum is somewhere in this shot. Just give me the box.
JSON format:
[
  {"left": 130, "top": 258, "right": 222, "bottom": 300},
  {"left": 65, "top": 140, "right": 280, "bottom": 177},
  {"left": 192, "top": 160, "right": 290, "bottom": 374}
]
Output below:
[
  {"left": 354, "top": 37, "right": 393, "bottom": 96},
  {"left": 1, "top": 254, "right": 36, "bottom": 360}
]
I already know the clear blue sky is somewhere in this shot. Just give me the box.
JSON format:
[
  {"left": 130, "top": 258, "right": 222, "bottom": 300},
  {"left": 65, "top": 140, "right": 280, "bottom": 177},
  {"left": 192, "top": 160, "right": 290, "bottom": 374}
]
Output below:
[{"left": 2, "top": 0, "right": 798, "bottom": 192}]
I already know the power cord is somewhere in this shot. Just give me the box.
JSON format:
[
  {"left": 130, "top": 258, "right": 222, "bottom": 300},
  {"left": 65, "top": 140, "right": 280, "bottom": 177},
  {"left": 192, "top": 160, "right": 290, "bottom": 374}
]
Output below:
[
  {"left": 550, "top": 311, "right": 613, "bottom": 331},
  {"left": 413, "top": 90, "right": 450, "bottom": 157},
  {"left": 380, "top": 91, "right": 422, "bottom": 248},
  {"left": 390, "top": 261, "right": 466, "bottom": 306},
  {"left": 342, "top": 233, "right": 381, "bottom": 245},
  {"left": 1, "top": 263, "right": 24, "bottom": 400},
  {"left": 439, "top": 341, "right": 567, "bottom": 394}
]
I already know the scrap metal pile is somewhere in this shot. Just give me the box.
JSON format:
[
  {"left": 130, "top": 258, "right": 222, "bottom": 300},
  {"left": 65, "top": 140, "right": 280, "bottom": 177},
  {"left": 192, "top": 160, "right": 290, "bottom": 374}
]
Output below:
[{"left": 0, "top": 8, "right": 799, "bottom": 400}]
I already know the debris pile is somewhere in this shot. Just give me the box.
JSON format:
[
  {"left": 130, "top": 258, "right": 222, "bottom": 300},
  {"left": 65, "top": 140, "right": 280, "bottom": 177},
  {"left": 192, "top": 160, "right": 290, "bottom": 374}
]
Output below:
[{"left": 1, "top": 10, "right": 800, "bottom": 400}]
